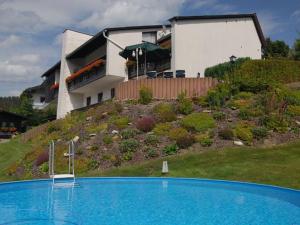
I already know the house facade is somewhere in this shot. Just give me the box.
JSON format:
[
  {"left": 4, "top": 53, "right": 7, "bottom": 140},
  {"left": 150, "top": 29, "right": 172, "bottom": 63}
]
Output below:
[{"left": 26, "top": 14, "right": 265, "bottom": 119}]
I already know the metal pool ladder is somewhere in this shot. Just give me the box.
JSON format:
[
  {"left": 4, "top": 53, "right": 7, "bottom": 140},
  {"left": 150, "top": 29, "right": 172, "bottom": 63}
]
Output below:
[{"left": 49, "top": 138, "right": 77, "bottom": 184}]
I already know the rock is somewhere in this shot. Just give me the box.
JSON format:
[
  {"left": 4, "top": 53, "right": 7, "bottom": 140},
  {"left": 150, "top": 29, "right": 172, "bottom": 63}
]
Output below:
[
  {"left": 86, "top": 116, "right": 92, "bottom": 121},
  {"left": 112, "top": 130, "right": 119, "bottom": 134},
  {"left": 86, "top": 146, "right": 93, "bottom": 150},
  {"left": 177, "top": 115, "right": 184, "bottom": 119},
  {"left": 102, "top": 112, "right": 108, "bottom": 117},
  {"left": 231, "top": 106, "right": 237, "bottom": 110},
  {"left": 89, "top": 133, "right": 96, "bottom": 137},
  {"left": 128, "top": 122, "right": 133, "bottom": 125},
  {"left": 227, "top": 118, "right": 233, "bottom": 122},
  {"left": 234, "top": 140, "right": 244, "bottom": 146},
  {"left": 202, "top": 109, "right": 212, "bottom": 113},
  {"left": 295, "top": 120, "right": 300, "bottom": 126},
  {"left": 123, "top": 107, "right": 129, "bottom": 110},
  {"left": 73, "top": 136, "right": 79, "bottom": 142}
]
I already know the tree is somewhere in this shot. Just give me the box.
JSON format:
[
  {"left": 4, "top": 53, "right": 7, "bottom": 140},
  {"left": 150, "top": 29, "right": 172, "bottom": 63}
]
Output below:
[
  {"left": 264, "top": 38, "right": 290, "bottom": 58},
  {"left": 292, "top": 38, "right": 300, "bottom": 60}
]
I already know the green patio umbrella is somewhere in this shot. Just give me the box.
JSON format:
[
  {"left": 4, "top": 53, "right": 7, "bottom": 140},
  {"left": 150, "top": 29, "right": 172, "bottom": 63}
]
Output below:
[{"left": 119, "top": 42, "right": 170, "bottom": 61}]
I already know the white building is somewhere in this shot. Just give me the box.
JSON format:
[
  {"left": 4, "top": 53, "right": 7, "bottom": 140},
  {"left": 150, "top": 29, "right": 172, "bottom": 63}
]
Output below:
[{"left": 30, "top": 14, "right": 265, "bottom": 118}]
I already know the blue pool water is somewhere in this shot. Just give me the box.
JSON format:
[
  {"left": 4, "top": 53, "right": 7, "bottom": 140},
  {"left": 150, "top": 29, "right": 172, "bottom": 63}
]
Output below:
[{"left": 0, "top": 178, "right": 299, "bottom": 225}]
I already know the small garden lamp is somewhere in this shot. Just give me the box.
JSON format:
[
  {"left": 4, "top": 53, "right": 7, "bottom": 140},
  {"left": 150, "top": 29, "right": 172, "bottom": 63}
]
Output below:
[{"left": 229, "top": 55, "right": 237, "bottom": 64}]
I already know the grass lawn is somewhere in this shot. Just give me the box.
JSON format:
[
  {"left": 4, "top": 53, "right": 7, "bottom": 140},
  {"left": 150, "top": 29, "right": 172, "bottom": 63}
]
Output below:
[
  {"left": 0, "top": 138, "right": 32, "bottom": 181},
  {"left": 87, "top": 141, "right": 300, "bottom": 189}
]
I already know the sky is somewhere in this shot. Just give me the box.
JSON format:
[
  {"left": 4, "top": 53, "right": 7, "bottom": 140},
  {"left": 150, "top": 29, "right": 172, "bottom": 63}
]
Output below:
[{"left": 0, "top": 0, "right": 299, "bottom": 97}]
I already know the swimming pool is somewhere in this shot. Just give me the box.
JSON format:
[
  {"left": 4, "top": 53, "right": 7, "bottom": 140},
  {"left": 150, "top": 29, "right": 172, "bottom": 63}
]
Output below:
[{"left": 0, "top": 178, "right": 299, "bottom": 225}]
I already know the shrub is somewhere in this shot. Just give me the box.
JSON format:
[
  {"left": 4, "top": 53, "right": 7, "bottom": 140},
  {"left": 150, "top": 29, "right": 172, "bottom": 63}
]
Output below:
[
  {"left": 110, "top": 116, "right": 130, "bottom": 129},
  {"left": 163, "top": 144, "right": 179, "bottom": 155},
  {"left": 139, "top": 86, "right": 153, "bottom": 104},
  {"left": 103, "top": 135, "right": 113, "bottom": 145},
  {"left": 89, "top": 145, "right": 98, "bottom": 151},
  {"left": 252, "top": 127, "right": 268, "bottom": 139},
  {"left": 114, "top": 102, "right": 123, "bottom": 113},
  {"left": 233, "top": 91, "right": 253, "bottom": 100},
  {"left": 35, "top": 151, "right": 49, "bottom": 166},
  {"left": 206, "top": 83, "right": 231, "bottom": 108},
  {"left": 123, "top": 152, "right": 133, "bottom": 161},
  {"left": 195, "top": 133, "right": 213, "bottom": 147},
  {"left": 153, "top": 123, "right": 172, "bottom": 135},
  {"left": 136, "top": 116, "right": 156, "bottom": 132},
  {"left": 119, "top": 139, "right": 139, "bottom": 153},
  {"left": 213, "top": 111, "right": 226, "bottom": 121},
  {"left": 204, "top": 57, "right": 250, "bottom": 80},
  {"left": 234, "top": 122, "right": 253, "bottom": 144},
  {"left": 259, "top": 114, "right": 289, "bottom": 133},
  {"left": 87, "top": 159, "right": 99, "bottom": 170},
  {"left": 47, "top": 122, "right": 61, "bottom": 134},
  {"left": 144, "top": 134, "right": 159, "bottom": 146},
  {"left": 238, "top": 109, "right": 251, "bottom": 120},
  {"left": 177, "top": 91, "right": 193, "bottom": 115},
  {"left": 218, "top": 128, "right": 234, "bottom": 140},
  {"left": 146, "top": 147, "right": 159, "bottom": 158},
  {"left": 41, "top": 162, "right": 49, "bottom": 173},
  {"left": 169, "top": 127, "right": 194, "bottom": 148},
  {"left": 86, "top": 123, "right": 108, "bottom": 133},
  {"left": 120, "top": 129, "right": 138, "bottom": 139},
  {"left": 153, "top": 103, "right": 177, "bottom": 122},
  {"left": 181, "top": 113, "right": 215, "bottom": 132}
]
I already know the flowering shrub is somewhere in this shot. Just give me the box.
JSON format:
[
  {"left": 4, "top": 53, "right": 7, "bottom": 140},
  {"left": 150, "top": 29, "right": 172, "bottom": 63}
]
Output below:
[
  {"left": 169, "top": 127, "right": 194, "bottom": 148},
  {"left": 136, "top": 116, "right": 156, "bottom": 132}
]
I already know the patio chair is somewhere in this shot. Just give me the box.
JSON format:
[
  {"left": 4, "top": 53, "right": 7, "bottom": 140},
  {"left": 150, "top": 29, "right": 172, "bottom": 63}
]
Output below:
[
  {"left": 163, "top": 71, "right": 173, "bottom": 78},
  {"left": 176, "top": 70, "right": 185, "bottom": 78},
  {"left": 146, "top": 71, "right": 157, "bottom": 79}
]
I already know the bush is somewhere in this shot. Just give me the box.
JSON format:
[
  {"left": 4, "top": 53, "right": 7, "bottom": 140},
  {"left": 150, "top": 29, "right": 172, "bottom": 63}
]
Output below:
[
  {"left": 119, "top": 139, "right": 139, "bottom": 153},
  {"left": 259, "top": 114, "right": 289, "bottom": 133},
  {"left": 123, "top": 152, "right": 133, "bottom": 161},
  {"left": 163, "top": 144, "right": 179, "bottom": 155},
  {"left": 238, "top": 109, "right": 251, "bottom": 120},
  {"left": 87, "top": 159, "right": 99, "bottom": 170},
  {"left": 144, "top": 134, "right": 159, "bottom": 146},
  {"left": 47, "top": 122, "right": 61, "bottom": 134},
  {"left": 169, "top": 127, "right": 194, "bottom": 148},
  {"left": 204, "top": 57, "right": 250, "bottom": 80},
  {"left": 218, "top": 128, "right": 234, "bottom": 140},
  {"left": 86, "top": 123, "right": 108, "bottom": 133},
  {"left": 195, "top": 133, "right": 213, "bottom": 147},
  {"left": 177, "top": 91, "right": 193, "bottom": 115},
  {"left": 233, "top": 91, "right": 254, "bottom": 100},
  {"left": 41, "top": 162, "right": 49, "bottom": 173},
  {"left": 234, "top": 122, "right": 253, "bottom": 144},
  {"left": 136, "top": 116, "right": 156, "bottom": 132},
  {"left": 114, "top": 102, "right": 123, "bottom": 113},
  {"left": 120, "top": 129, "right": 138, "bottom": 139},
  {"left": 145, "top": 147, "right": 159, "bottom": 158},
  {"left": 206, "top": 83, "right": 231, "bottom": 108},
  {"left": 287, "top": 105, "right": 300, "bottom": 116},
  {"left": 213, "top": 111, "right": 226, "bottom": 121},
  {"left": 181, "top": 113, "right": 215, "bottom": 132},
  {"left": 252, "top": 127, "right": 268, "bottom": 139},
  {"left": 153, "top": 123, "right": 172, "bottom": 136},
  {"left": 139, "top": 86, "right": 153, "bottom": 104},
  {"left": 35, "top": 151, "right": 49, "bottom": 166},
  {"left": 103, "top": 135, "right": 113, "bottom": 145},
  {"left": 110, "top": 116, "right": 130, "bottom": 129},
  {"left": 153, "top": 103, "right": 177, "bottom": 122}
]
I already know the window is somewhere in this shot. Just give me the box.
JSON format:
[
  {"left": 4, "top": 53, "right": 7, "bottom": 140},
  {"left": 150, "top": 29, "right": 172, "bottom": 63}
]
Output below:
[
  {"left": 40, "top": 97, "right": 45, "bottom": 103},
  {"left": 98, "top": 92, "right": 103, "bottom": 103},
  {"left": 111, "top": 88, "right": 115, "bottom": 99},
  {"left": 142, "top": 31, "right": 157, "bottom": 44},
  {"left": 86, "top": 96, "right": 91, "bottom": 106}
]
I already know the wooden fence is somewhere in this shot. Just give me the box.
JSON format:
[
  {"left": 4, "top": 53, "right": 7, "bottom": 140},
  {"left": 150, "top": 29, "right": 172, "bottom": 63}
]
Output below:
[{"left": 116, "top": 77, "right": 218, "bottom": 100}]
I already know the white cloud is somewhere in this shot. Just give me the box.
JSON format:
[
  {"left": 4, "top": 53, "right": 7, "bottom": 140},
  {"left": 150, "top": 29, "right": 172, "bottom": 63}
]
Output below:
[
  {"left": 186, "top": 0, "right": 235, "bottom": 13},
  {"left": 0, "top": 35, "right": 21, "bottom": 47},
  {"left": 292, "top": 10, "right": 300, "bottom": 23}
]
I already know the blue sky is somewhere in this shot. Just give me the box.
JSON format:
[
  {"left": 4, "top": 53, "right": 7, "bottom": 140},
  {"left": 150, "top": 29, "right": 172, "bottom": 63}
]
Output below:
[{"left": 0, "top": 0, "right": 299, "bottom": 96}]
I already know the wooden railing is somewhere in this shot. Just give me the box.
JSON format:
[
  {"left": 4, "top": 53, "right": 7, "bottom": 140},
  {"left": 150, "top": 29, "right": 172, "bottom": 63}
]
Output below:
[{"left": 116, "top": 77, "right": 218, "bottom": 100}]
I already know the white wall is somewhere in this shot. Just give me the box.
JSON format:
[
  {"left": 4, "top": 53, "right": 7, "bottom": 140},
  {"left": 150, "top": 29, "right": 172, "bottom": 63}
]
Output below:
[
  {"left": 171, "top": 18, "right": 262, "bottom": 77},
  {"left": 57, "top": 30, "right": 92, "bottom": 119},
  {"left": 82, "top": 86, "right": 115, "bottom": 106}
]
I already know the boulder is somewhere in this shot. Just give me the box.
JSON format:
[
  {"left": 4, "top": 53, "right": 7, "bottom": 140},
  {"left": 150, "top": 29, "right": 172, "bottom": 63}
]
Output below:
[
  {"left": 234, "top": 140, "right": 244, "bottom": 146},
  {"left": 112, "top": 130, "right": 119, "bottom": 134}
]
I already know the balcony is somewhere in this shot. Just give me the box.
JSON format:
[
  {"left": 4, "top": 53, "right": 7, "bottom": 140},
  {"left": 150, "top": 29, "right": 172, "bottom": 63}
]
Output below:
[{"left": 68, "top": 65, "right": 106, "bottom": 91}]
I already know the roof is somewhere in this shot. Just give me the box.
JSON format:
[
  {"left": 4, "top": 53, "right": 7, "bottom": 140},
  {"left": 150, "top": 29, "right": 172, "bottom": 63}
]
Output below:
[
  {"left": 23, "top": 85, "right": 43, "bottom": 93},
  {"left": 157, "top": 33, "right": 171, "bottom": 43},
  {"left": 0, "top": 110, "right": 27, "bottom": 120},
  {"left": 169, "top": 13, "right": 266, "bottom": 47},
  {"left": 41, "top": 61, "right": 61, "bottom": 78},
  {"left": 67, "top": 24, "right": 170, "bottom": 59}
]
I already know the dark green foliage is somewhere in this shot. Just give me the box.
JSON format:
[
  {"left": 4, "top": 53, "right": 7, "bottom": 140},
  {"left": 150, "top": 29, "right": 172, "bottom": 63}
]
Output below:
[
  {"left": 195, "top": 133, "right": 213, "bottom": 147},
  {"left": 144, "top": 135, "right": 159, "bottom": 146},
  {"left": 264, "top": 38, "right": 290, "bottom": 58},
  {"left": 47, "top": 122, "right": 61, "bottom": 134},
  {"left": 120, "top": 129, "right": 138, "bottom": 139},
  {"left": 123, "top": 152, "right": 133, "bottom": 161},
  {"left": 87, "top": 159, "right": 99, "bottom": 170},
  {"left": 0, "top": 96, "right": 21, "bottom": 112},
  {"left": 252, "top": 127, "right": 268, "bottom": 139},
  {"left": 163, "top": 144, "right": 179, "bottom": 155},
  {"left": 238, "top": 109, "right": 251, "bottom": 120},
  {"left": 206, "top": 83, "right": 231, "bottom": 108},
  {"left": 204, "top": 57, "right": 250, "bottom": 79},
  {"left": 119, "top": 139, "right": 139, "bottom": 153},
  {"left": 259, "top": 114, "right": 289, "bottom": 133},
  {"left": 153, "top": 103, "right": 177, "bottom": 122},
  {"left": 139, "top": 86, "right": 153, "bottom": 104},
  {"left": 213, "top": 111, "right": 226, "bottom": 121},
  {"left": 292, "top": 38, "right": 300, "bottom": 60},
  {"left": 177, "top": 91, "right": 193, "bottom": 115},
  {"left": 103, "top": 135, "right": 113, "bottom": 145},
  {"left": 145, "top": 147, "right": 159, "bottom": 158},
  {"left": 218, "top": 128, "right": 234, "bottom": 140}
]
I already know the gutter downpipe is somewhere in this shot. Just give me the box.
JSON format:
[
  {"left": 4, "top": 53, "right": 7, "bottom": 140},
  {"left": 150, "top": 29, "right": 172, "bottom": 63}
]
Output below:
[{"left": 103, "top": 30, "right": 124, "bottom": 50}]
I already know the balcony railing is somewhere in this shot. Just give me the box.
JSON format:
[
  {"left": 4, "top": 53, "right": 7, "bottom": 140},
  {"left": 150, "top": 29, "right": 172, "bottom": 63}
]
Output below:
[
  {"left": 68, "top": 65, "right": 106, "bottom": 91},
  {"left": 128, "top": 59, "right": 171, "bottom": 79}
]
